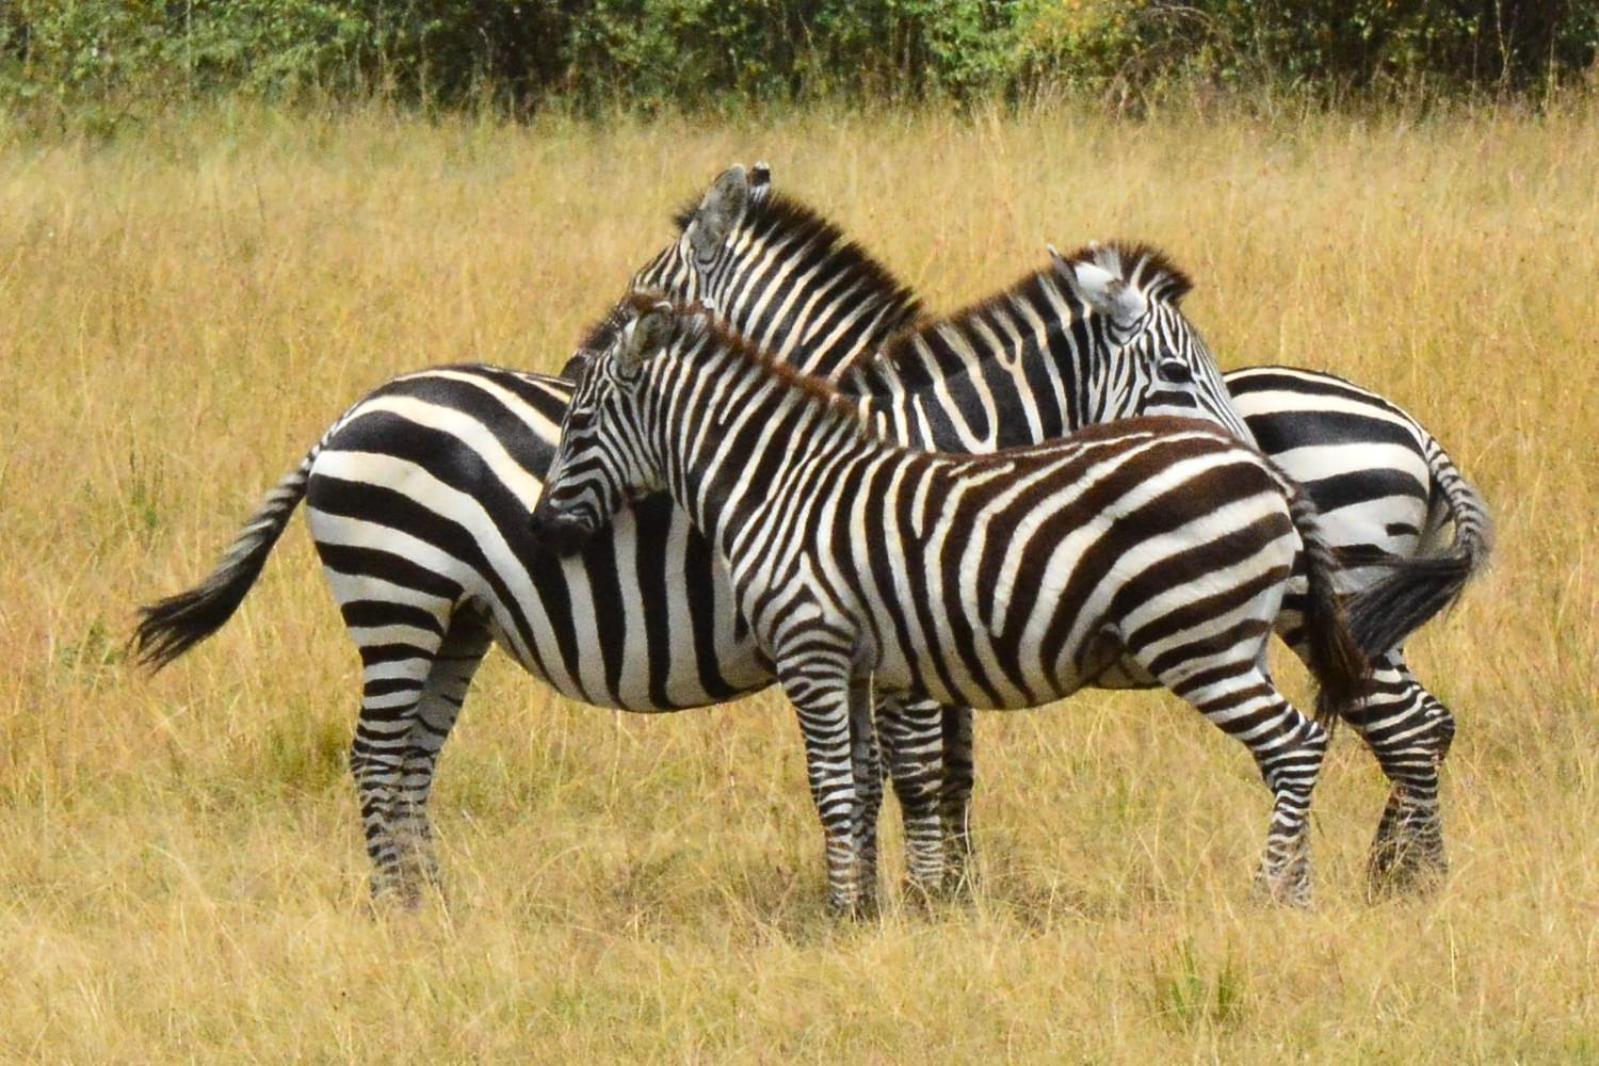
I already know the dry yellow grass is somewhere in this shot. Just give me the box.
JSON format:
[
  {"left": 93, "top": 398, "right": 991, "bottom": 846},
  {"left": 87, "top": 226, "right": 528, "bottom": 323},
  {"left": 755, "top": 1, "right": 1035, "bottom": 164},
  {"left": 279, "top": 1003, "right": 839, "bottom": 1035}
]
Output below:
[{"left": 2, "top": 100, "right": 1596, "bottom": 1062}]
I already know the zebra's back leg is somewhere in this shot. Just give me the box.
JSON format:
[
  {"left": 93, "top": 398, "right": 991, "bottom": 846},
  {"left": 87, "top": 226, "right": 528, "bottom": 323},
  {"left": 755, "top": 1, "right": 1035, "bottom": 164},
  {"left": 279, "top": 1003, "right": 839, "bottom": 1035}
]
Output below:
[
  {"left": 1279, "top": 596, "right": 1455, "bottom": 895},
  {"left": 1156, "top": 657, "right": 1329, "bottom": 907},
  {"left": 875, "top": 695, "right": 946, "bottom": 900},
  {"left": 391, "top": 612, "right": 493, "bottom": 900},
  {"left": 1339, "top": 650, "right": 1454, "bottom": 896}
]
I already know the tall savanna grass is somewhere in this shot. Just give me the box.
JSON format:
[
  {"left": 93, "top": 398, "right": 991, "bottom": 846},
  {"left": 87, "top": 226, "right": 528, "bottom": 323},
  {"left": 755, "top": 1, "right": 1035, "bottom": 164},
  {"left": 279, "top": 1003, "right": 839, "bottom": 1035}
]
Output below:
[{"left": 1, "top": 99, "right": 1595, "bottom": 1060}]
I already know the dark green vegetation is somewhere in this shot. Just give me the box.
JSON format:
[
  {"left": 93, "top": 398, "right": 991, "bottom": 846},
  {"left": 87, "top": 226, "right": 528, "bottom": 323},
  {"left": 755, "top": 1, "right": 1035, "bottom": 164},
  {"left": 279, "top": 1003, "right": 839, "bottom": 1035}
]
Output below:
[{"left": 3, "top": 0, "right": 1596, "bottom": 123}]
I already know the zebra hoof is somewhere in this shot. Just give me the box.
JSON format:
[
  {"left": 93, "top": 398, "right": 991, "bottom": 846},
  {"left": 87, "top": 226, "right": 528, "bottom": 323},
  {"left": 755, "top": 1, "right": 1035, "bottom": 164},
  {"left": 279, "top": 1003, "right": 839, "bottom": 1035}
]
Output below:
[
  {"left": 1365, "top": 842, "right": 1447, "bottom": 901},
  {"left": 1252, "top": 865, "right": 1313, "bottom": 909}
]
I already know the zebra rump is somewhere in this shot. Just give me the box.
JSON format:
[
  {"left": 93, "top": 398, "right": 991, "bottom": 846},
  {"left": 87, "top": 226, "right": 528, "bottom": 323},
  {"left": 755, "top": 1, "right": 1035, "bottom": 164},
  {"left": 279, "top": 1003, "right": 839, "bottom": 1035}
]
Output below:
[{"left": 1340, "top": 440, "right": 1494, "bottom": 656}]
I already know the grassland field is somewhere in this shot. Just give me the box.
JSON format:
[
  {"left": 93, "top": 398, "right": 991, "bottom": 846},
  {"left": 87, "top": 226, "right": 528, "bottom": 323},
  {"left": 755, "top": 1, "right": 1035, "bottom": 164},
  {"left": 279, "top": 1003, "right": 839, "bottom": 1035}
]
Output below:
[{"left": 1, "top": 100, "right": 1596, "bottom": 1061}]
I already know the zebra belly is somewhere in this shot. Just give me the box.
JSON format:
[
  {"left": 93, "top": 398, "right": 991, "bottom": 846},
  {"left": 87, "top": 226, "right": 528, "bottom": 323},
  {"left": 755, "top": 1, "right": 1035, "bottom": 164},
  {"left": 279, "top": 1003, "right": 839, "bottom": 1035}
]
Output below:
[{"left": 305, "top": 448, "right": 772, "bottom": 712}]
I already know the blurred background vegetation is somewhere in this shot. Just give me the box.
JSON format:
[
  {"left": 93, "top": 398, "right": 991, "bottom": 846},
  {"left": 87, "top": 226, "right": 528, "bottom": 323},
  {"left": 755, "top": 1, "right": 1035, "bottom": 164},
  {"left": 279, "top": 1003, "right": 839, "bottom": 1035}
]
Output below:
[{"left": 2, "top": 0, "right": 1596, "bottom": 126}]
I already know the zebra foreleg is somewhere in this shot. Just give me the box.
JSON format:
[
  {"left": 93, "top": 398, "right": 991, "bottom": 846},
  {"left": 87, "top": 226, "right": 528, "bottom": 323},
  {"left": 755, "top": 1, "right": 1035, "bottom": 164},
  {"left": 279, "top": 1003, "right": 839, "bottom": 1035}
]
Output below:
[
  {"left": 392, "top": 616, "right": 492, "bottom": 902},
  {"left": 848, "top": 685, "right": 882, "bottom": 917},
  {"left": 876, "top": 695, "right": 947, "bottom": 901},
  {"left": 940, "top": 705, "right": 977, "bottom": 894},
  {"left": 776, "top": 652, "right": 870, "bottom": 918}
]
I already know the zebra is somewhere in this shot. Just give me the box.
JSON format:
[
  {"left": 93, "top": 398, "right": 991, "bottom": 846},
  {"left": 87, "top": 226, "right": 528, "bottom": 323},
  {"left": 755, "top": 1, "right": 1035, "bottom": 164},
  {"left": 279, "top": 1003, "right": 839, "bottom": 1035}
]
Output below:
[
  {"left": 528, "top": 296, "right": 1369, "bottom": 914},
  {"left": 131, "top": 165, "right": 930, "bottom": 906},
  {"left": 638, "top": 165, "right": 1491, "bottom": 894}
]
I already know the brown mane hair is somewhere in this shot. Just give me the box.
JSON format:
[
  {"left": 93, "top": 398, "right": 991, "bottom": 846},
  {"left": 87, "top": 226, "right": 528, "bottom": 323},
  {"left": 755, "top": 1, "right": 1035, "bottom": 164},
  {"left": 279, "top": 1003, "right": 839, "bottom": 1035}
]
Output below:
[{"left": 632, "top": 297, "right": 871, "bottom": 433}]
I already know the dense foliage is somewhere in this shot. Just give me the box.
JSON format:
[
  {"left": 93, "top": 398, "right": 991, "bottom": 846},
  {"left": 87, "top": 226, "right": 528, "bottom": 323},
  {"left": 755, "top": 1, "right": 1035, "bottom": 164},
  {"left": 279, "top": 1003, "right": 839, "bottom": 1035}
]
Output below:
[{"left": 3, "top": 0, "right": 1596, "bottom": 116}]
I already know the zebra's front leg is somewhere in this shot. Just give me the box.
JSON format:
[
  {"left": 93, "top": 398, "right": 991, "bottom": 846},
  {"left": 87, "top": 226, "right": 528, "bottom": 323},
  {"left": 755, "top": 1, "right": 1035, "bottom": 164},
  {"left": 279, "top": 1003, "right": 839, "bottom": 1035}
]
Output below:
[
  {"left": 941, "top": 705, "right": 977, "bottom": 893},
  {"left": 849, "top": 690, "right": 883, "bottom": 916},
  {"left": 776, "top": 654, "right": 869, "bottom": 918},
  {"left": 876, "top": 695, "right": 946, "bottom": 900}
]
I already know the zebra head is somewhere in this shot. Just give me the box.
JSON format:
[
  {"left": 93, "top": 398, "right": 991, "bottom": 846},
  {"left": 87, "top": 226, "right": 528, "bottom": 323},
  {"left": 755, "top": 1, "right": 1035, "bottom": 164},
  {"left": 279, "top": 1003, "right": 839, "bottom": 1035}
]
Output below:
[
  {"left": 531, "top": 296, "right": 680, "bottom": 554},
  {"left": 1052, "top": 242, "right": 1254, "bottom": 444},
  {"left": 628, "top": 163, "right": 773, "bottom": 304}
]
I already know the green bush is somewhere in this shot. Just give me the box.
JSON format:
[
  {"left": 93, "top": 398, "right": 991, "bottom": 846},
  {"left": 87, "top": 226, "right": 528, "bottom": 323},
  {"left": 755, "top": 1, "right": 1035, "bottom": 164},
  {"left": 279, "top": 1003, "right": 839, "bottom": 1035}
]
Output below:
[{"left": 2, "top": 0, "right": 1595, "bottom": 118}]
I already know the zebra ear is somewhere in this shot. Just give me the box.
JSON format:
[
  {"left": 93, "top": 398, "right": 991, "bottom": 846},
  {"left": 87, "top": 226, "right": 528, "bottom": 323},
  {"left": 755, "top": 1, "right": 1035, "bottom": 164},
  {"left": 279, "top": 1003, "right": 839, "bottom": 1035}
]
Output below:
[
  {"left": 620, "top": 301, "right": 676, "bottom": 373},
  {"left": 1052, "top": 245, "right": 1149, "bottom": 329},
  {"left": 689, "top": 165, "right": 750, "bottom": 265}
]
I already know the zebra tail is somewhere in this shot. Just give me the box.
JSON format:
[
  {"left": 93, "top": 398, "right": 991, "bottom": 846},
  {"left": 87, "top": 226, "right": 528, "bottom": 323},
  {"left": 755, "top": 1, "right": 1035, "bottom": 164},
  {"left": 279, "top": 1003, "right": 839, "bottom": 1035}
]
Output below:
[
  {"left": 1342, "top": 436, "right": 1494, "bottom": 658},
  {"left": 1281, "top": 484, "right": 1372, "bottom": 729},
  {"left": 131, "top": 443, "right": 321, "bottom": 671}
]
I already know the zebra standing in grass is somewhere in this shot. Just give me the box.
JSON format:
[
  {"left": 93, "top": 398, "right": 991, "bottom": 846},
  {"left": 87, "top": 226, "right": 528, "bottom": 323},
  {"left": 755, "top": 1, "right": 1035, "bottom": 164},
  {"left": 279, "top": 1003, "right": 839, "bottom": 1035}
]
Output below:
[
  {"left": 641, "top": 165, "right": 1490, "bottom": 893},
  {"left": 529, "top": 297, "right": 1369, "bottom": 913}
]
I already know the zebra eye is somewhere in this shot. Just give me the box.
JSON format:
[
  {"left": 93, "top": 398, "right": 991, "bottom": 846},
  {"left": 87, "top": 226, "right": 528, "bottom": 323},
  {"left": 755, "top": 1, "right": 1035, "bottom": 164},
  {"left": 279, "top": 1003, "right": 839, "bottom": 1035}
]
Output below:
[{"left": 1157, "top": 360, "right": 1194, "bottom": 385}]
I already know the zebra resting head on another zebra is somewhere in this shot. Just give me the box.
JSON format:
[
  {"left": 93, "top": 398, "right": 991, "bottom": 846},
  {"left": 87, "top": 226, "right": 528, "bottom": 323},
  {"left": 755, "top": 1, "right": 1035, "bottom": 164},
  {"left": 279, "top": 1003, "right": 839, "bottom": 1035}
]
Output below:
[{"left": 531, "top": 295, "right": 1369, "bottom": 915}]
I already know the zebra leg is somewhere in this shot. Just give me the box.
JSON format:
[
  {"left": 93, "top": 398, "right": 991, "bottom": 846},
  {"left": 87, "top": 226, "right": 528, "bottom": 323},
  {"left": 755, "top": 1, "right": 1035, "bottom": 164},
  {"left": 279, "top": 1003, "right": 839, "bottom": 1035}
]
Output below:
[
  {"left": 1341, "top": 650, "right": 1455, "bottom": 896},
  {"left": 776, "top": 653, "right": 868, "bottom": 917},
  {"left": 876, "top": 695, "right": 947, "bottom": 900},
  {"left": 849, "top": 688, "right": 882, "bottom": 917},
  {"left": 940, "top": 705, "right": 977, "bottom": 894},
  {"left": 391, "top": 614, "right": 493, "bottom": 900},
  {"left": 350, "top": 629, "right": 445, "bottom": 909},
  {"left": 1169, "top": 664, "right": 1329, "bottom": 907}
]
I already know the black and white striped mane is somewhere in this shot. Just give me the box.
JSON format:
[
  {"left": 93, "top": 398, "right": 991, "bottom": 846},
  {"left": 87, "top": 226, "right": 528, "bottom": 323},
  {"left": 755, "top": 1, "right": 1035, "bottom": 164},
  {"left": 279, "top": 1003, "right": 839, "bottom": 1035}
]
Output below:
[
  {"left": 1083, "top": 240, "right": 1194, "bottom": 306},
  {"left": 671, "top": 174, "right": 924, "bottom": 334},
  {"left": 845, "top": 239, "right": 1194, "bottom": 389},
  {"left": 662, "top": 302, "right": 874, "bottom": 436}
]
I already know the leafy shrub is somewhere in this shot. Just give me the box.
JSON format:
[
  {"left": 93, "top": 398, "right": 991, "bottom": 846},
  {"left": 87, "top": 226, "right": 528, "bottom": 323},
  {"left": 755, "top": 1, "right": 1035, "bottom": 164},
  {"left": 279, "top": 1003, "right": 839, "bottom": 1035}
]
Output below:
[{"left": 2, "top": 0, "right": 1595, "bottom": 118}]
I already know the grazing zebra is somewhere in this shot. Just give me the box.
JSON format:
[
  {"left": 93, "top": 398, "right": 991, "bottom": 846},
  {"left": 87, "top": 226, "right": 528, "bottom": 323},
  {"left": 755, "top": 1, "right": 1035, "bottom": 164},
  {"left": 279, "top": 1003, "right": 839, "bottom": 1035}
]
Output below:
[{"left": 528, "top": 297, "right": 1369, "bottom": 913}]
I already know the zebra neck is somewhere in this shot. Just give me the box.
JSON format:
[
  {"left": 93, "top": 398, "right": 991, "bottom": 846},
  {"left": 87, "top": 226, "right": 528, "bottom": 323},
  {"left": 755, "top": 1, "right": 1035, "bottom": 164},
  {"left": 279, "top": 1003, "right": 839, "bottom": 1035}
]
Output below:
[
  {"left": 846, "top": 272, "right": 1104, "bottom": 450},
  {"left": 649, "top": 348, "right": 878, "bottom": 557}
]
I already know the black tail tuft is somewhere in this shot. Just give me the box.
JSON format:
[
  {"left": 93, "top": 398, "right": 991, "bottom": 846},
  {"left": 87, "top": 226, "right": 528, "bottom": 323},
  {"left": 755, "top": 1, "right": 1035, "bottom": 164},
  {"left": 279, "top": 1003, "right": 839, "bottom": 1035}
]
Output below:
[
  {"left": 133, "top": 570, "right": 263, "bottom": 671},
  {"left": 130, "top": 456, "right": 313, "bottom": 672},
  {"left": 1283, "top": 489, "right": 1371, "bottom": 731},
  {"left": 1343, "top": 550, "right": 1474, "bottom": 659}
]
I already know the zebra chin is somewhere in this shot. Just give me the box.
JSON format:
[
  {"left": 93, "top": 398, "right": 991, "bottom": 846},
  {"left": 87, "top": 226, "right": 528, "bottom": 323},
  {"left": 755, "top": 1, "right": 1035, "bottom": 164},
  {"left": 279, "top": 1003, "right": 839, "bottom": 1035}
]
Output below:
[{"left": 528, "top": 508, "right": 598, "bottom": 556}]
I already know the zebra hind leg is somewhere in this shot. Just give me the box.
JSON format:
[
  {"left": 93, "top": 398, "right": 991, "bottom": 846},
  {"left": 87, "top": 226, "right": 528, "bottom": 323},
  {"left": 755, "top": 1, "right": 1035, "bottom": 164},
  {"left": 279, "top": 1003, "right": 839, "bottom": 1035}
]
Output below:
[
  {"left": 876, "top": 696, "right": 946, "bottom": 902},
  {"left": 1167, "top": 662, "right": 1329, "bottom": 907},
  {"left": 391, "top": 614, "right": 493, "bottom": 903},
  {"left": 350, "top": 628, "right": 444, "bottom": 909},
  {"left": 1342, "top": 651, "right": 1454, "bottom": 897}
]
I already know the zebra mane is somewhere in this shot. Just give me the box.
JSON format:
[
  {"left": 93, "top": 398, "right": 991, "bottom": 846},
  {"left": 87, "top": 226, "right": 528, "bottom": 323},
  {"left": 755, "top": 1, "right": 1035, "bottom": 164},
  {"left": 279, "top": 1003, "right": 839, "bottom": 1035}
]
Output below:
[
  {"left": 849, "top": 239, "right": 1194, "bottom": 385},
  {"left": 672, "top": 181, "right": 924, "bottom": 338},
  {"left": 664, "top": 303, "right": 871, "bottom": 435},
  {"left": 1071, "top": 240, "right": 1194, "bottom": 306}
]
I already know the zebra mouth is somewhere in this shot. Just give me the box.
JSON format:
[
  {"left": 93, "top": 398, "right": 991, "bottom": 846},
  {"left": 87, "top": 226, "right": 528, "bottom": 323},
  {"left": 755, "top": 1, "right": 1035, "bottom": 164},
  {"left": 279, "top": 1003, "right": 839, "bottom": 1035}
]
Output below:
[{"left": 529, "top": 510, "right": 595, "bottom": 556}]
